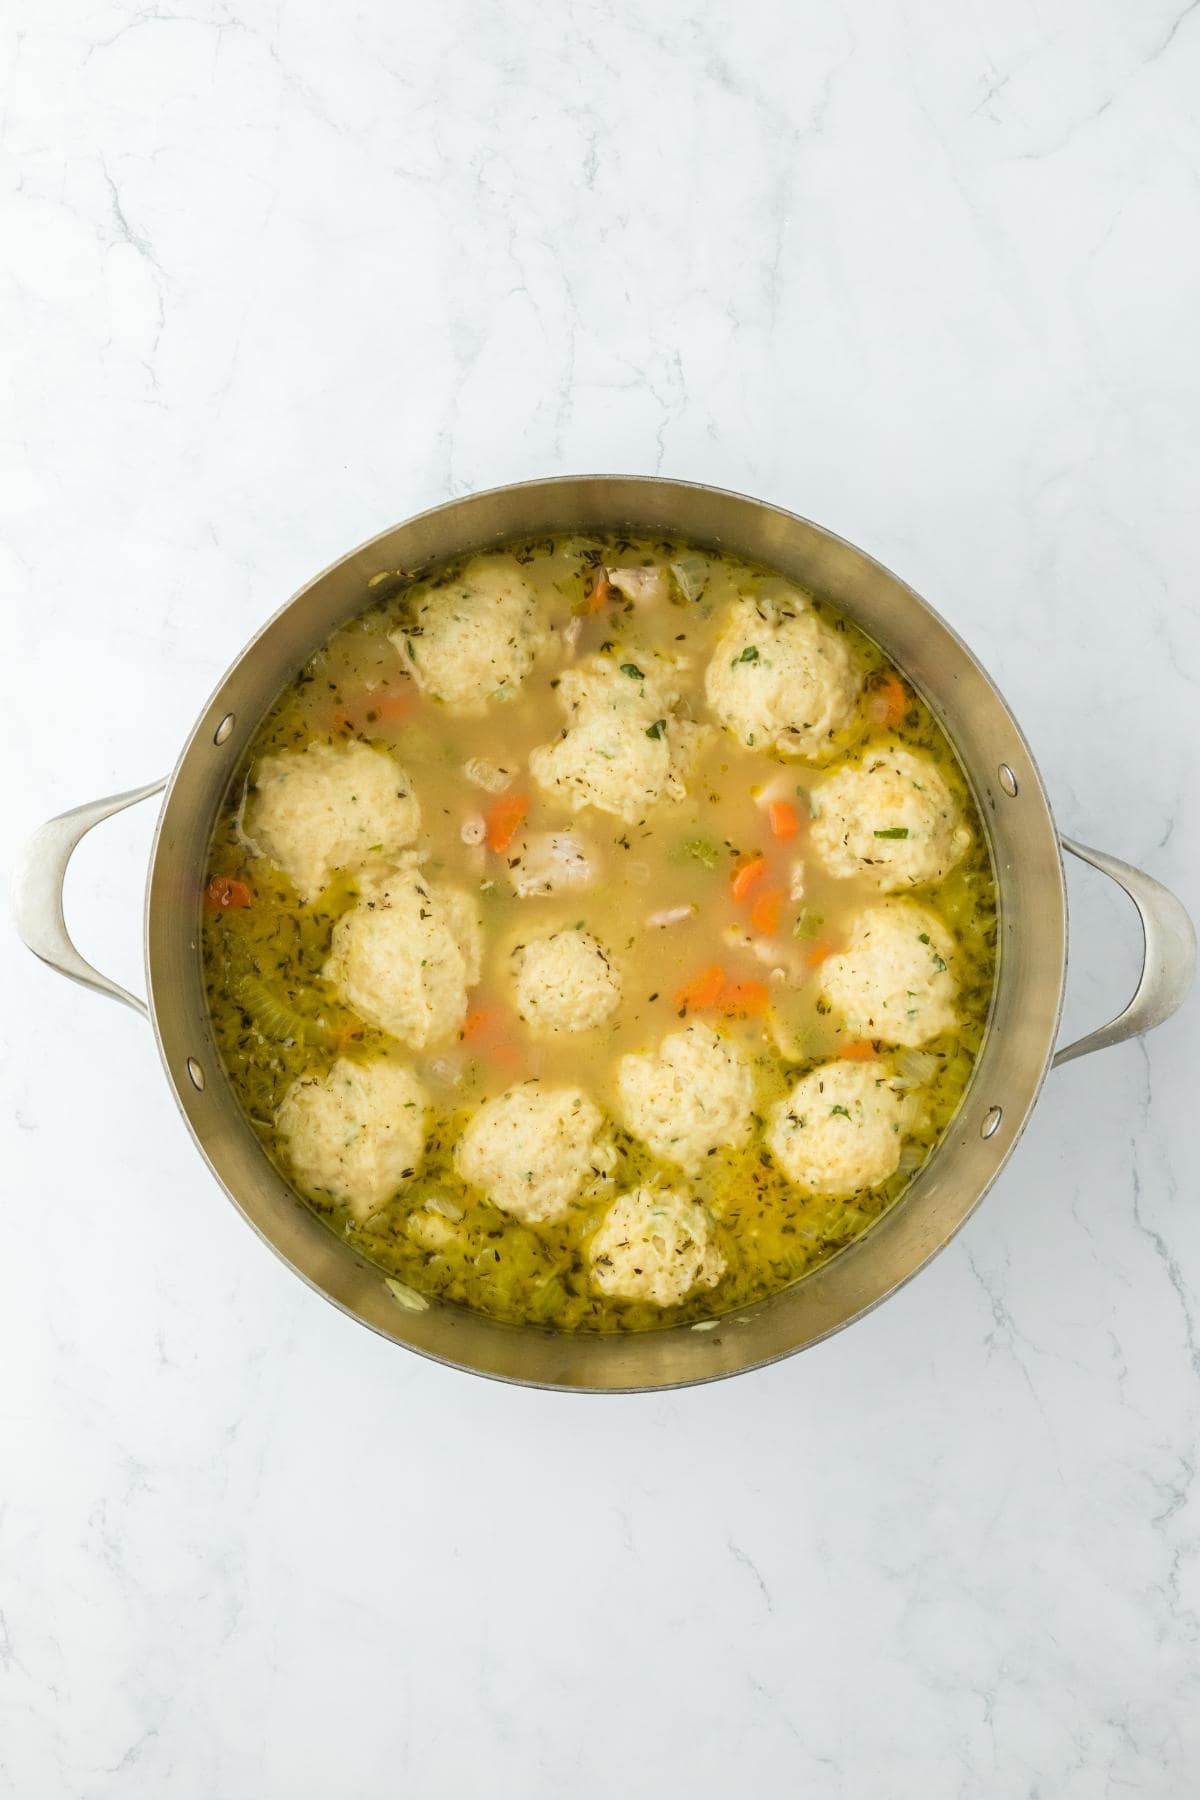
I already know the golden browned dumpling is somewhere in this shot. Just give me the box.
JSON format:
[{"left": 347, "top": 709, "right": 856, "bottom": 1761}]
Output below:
[
  {"left": 529, "top": 655, "right": 708, "bottom": 822},
  {"left": 325, "top": 868, "right": 482, "bottom": 1050},
  {"left": 820, "top": 901, "right": 958, "bottom": 1047},
  {"left": 809, "top": 746, "right": 970, "bottom": 891},
  {"left": 510, "top": 929, "right": 622, "bottom": 1036},
  {"left": 705, "top": 592, "right": 859, "bottom": 757},
  {"left": 766, "top": 1060, "right": 912, "bottom": 1196},
  {"left": 249, "top": 741, "right": 421, "bottom": 900},
  {"left": 616, "top": 1023, "right": 754, "bottom": 1171},
  {"left": 588, "top": 1186, "right": 725, "bottom": 1306},
  {"left": 276, "top": 1058, "right": 426, "bottom": 1219},
  {"left": 390, "top": 557, "right": 549, "bottom": 712},
  {"left": 453, "top": 1082, "right": 615, "bottom": 1224}
]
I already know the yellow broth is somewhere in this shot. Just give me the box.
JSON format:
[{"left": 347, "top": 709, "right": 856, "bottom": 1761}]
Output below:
[{"left": 202, "top": 535, "right": 997, "bottom": 1331}]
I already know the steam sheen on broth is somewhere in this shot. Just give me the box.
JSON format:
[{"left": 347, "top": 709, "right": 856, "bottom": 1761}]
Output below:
[{"left": 202, "top": 535, "right": 997, "bottom": 1332}]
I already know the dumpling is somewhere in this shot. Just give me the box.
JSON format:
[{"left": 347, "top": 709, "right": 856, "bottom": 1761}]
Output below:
[
  {"left": 528, "top": 655, "right": 708, "bottom": 823},
  {"left": 453, "top": 1082, "right": 615, "bottom": 1224},
  {"left": 616, "top": 1023, "right": 754, "bottom": 1171},
  {"left": 510, "top": 929, "right": 622, "bottom": 1036},
  {"left": 249, "top": 740, "right": 421, "bottom": 901},
  {"left": 587, "top": 1185, "right": 726, "bottom": 1307},
  {"left": 809, "top": 746, "right": 971, "bottom": 891},
  {"left": 388, "top": 557, "right": 548, "bottom": 712},
  {"left": 325, "top": 867, "right": 482, "bottom": 1050},
  {"left": 276, "top": 1057, "right": 426, "bottom": 1219},
  {"left": 765, "top": 1060, "right": 911, "bottom": 1196},
  {"left": 819, "top": 901, "right": 958, "bottom": 1047},
  {"left": 704, "top": 592, "right": 859, "bottom": 757}
]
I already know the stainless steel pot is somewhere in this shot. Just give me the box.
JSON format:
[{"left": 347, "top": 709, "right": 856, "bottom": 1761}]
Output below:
[{"left": 13, "top": 478, "right": 1196, "bottom": 1390}]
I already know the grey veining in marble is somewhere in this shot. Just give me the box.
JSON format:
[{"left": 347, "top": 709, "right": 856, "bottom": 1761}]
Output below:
[{"left": 2, "top": 1, "right": 1198, "bottom": 1795}]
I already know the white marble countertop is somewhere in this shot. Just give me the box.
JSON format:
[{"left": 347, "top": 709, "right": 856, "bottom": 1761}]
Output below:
[{"left": 3, "top": 1, "right": 1198, "bottom": 1794}]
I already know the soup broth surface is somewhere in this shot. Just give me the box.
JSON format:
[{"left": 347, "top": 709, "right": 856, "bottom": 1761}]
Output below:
[{"left": 203, "top": 534, "right": 997, "bottom": 1332}]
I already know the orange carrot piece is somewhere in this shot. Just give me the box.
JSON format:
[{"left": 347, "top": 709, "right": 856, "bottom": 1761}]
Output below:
[
  {"left": 204, "top": 876, "right": 252, "bottom": 911},
  {"left": 838, "top": 1038, "right": 877, "bottom": 1060},
  {"left": 805, "top": 938, "right": 835, "bottom": 968},
  {"left": 730, "top": 856, "right": 768, "bottom": 902},
  {"left": 372, "top": 690, "right": 415, "bottom": 721},
  {"left": 768, "top": 799, "right": 799, "bottom": 840},
  {"left": 715, "top": 980, "right": 770, "bottom": 1017},
  {"left": 750, "top": 887, "right": 783, "bottom": 935},
  {"left": 462, "top": 1007, "right": 500, "bottom": 1043},
  {"left": 333, "top": 686, "right": 415, "bottom": 734},
  {"left": 584, "top": 568, "right": 612, "bottom": 612},
  {"left": 869, "top": 672, "right": 907, "bottom": 727},
  {"left": 485, "top": 792, "right": 529, "bottom": 852},
  {"left": 674, "top": 963, "right": 727, "bottom": 1012},
  {"left": 460, "top": 1005, "right": 523, "bottom": 1071}
]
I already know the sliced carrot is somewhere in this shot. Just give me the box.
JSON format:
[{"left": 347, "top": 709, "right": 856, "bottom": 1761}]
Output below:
[
  {"left": 204, "top": 876, "right": 252, "bottom": 911},
  {"left": 750, "top": 887, "right": 783, "bottom": 935},
  {"left": 584, "top": 567, "right": 613, "bottom": 612},
  {"left": 371, "top": 690, "right": 415, "bottom": 722},
  {"left": 838, "top": 1038, "right": 877, "bottom": 1060},
  {"left": 485, "top": 792, "right": 529, "bottom": 853},
  {"left": 333, "top": 685, "right": 416, "bottom": 733},
  {"left": 674, "top": 963, "right": 727, "bottom": 1012},
  {"left": 730, "top": 856, "right": 768, "bottom": 902},
  {"left": 768, "top": 799, "right": 799, "bottom": 841},
  {"left": 714, "top": 980, "right": 769, "bottom": 1018},
  {"left": 462, "top": 1006, "right": 501, "bottom": 1043},
  {"left": 869, "top": 672, "right": 907, "bottom": 727},
  {"left": 460, "top": 1005, "right": 524, "bottom": 1071},
  {"left": 805, "top": 938, "right": 835, "bottom": 968}
]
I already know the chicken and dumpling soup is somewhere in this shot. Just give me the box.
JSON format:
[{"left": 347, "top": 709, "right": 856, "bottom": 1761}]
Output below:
[{"left": 203, "top": 536, "right": 997, "bottom": 1332}]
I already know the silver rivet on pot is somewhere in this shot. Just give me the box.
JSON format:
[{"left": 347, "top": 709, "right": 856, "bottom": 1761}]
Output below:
[
  {"left": 981, "top": 1105, "right": 1002, "bottom": 1139},
  {"left": 214, "top": 713, "right": 236, "bottom": 745},
  {"left": 186, "top": 1057, "right": 205, "bottom": 1091},
  {"left": 997, "top": 764, "right": 1018, "bottom": 797}
]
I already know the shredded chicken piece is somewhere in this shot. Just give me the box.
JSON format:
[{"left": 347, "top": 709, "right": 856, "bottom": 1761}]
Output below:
[
  {"left": 507, "top": 831, "right": 599, "bottom": 897},
  {"left": 723, "top": 923, "right": 808, "bottom": 981},
  {"left": 789, "top": 858, "right": 806, "bottom": 901},
  {"left": 647, "top": 904, "right": 696, "bottom": 928},
  {"left": 463, "top": 757, "right": 515, "bottom": 794},
  {"left": 607, "top": 566, "right": 668, "bottom": 605}
]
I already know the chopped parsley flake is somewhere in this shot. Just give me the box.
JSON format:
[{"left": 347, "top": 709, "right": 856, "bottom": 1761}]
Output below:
[
  {"left": 645, "top": 719, "right": 666, "bottom": 739},
  {"left": 620, "top": 663, "right": 645, "bottom": 680},
  {"left": 874, "top": 827, "right": 910, "bottom": 839},
  {"left": 734, "top": 645, "right": 760, "bottom": 664}
]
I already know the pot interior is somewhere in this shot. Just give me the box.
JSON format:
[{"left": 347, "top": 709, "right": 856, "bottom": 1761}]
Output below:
[{"left": 146, "top": 477, "right": 1066, "bottom": 1389}]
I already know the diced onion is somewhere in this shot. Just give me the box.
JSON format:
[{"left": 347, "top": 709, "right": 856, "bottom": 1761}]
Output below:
[
  {"left": 463, "top": 757, "right": 514, "bottom": 794},
  {"left": 384, "top": 1278, "right": 429, "bottom": 1313},
  {"left": 669, "top": 553, "right": 709, "bottom": 602},
  {"left": 894, "top": 1049, "right": 940, "bottom": 1088},
  {"left": 647, "top": 904, "right": 695, "bottom": 928},
  {"left": 426, "top": 1194, "right": 464, "bottom": 1221}
]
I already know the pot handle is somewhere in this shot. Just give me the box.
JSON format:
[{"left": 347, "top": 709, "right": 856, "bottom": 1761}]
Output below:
[
  {"left": 1053, "top": 836, "right": 1196, "bottom": 1068},
  {"left": 10, "top": 779, "right": 167, "bottom": 1020}
]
